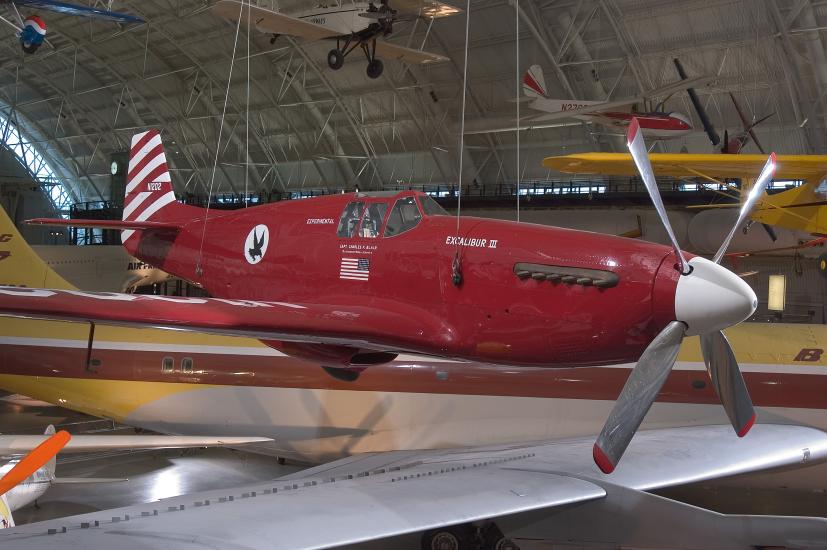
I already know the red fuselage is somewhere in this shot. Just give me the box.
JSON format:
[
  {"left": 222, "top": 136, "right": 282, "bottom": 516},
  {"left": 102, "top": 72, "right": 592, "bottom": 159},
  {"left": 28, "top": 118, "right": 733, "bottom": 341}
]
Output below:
[{"left": 125, "top": 191, "right": 682, "bottom": 368}]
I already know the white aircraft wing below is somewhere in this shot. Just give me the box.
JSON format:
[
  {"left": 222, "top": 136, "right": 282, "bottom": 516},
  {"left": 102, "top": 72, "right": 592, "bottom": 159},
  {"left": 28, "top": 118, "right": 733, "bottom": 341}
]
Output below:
[
  {"left": 1, "top": 424, "right": 826, "bottom": 548},
  {"left": 374, "top": 40, "right": 448, "bottom": 64},
  {"left": 0, "top": 435, "right": 272, "bottom": 455},
  {"left": 212, "top": 0, "right": 338, "bottom": 40}
]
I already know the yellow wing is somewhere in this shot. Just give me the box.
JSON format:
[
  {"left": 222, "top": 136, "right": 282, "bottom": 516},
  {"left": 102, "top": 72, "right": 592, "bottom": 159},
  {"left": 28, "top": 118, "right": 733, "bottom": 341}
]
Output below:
[
  {"left": 544, "top": 152, "right": 827, "bottom": 234},
  {"left": 544, "top": 152, "right": 827, "bottom": 182}
]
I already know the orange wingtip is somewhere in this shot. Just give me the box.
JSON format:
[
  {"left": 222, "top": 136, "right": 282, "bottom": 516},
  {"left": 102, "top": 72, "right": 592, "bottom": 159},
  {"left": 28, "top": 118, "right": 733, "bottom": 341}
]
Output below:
[{"left": 0, "top": 430, "right": 71, "bottom": 497}]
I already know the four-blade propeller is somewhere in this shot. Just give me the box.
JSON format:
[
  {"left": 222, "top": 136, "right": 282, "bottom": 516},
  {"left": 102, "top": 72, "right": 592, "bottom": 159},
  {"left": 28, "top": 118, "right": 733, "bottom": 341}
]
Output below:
[{"left": 594, "top": 117, "right": 772, "bottom": 474}]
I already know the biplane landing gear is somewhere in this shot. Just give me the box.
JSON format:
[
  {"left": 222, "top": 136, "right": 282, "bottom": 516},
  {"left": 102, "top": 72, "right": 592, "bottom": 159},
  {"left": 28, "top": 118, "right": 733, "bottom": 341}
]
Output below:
[
  {"left": 361, "top": 39, "right": 384, "bottom": 79},
  {"left": 366, "top": 58, "right": 384, "bottom": 79},
  {"left": 327, "top": 48, "right": 345, "bottom": 70}
]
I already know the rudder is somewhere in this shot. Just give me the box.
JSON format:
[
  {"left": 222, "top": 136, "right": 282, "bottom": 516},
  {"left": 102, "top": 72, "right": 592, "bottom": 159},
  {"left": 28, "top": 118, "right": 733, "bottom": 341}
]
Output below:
[
  {"left": 0, "top": 205, "right": 74, "bottom": 289},
  {"left": 523, "top": 65, "right": 547, "bottom": 98},
  {"left": 122, "top": 130, "right": 187, "bottom": 247}
]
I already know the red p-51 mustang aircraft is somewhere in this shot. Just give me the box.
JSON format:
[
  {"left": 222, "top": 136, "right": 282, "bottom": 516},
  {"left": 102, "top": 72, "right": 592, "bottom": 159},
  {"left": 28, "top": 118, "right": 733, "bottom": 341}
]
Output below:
[{"left": 0, "top": 120, "right": 774, "bottom": 473}]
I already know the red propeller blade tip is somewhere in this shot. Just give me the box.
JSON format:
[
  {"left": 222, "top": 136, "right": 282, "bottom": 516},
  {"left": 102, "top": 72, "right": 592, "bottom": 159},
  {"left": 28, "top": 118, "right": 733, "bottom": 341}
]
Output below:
[
  {"left": 592, "top": 443, "right": 615, "bottom": 474},
  {"left": 626, "top": 117, "right": 641, "bottom": 145},
  {"left": 737, "top": 413, "right": 757, "bottom": 438}
]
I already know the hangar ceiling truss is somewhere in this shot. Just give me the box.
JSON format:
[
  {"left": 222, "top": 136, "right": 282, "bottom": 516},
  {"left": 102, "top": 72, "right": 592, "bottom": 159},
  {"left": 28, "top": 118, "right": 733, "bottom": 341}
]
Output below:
[{"left": 0, "top": 0, "right": 824, "bottom": 206}]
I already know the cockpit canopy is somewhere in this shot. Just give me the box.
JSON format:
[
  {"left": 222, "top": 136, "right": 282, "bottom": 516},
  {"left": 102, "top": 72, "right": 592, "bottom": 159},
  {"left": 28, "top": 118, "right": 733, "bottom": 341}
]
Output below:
[{"left": 336, "top": 192, "right": 447, "bottom": 239}]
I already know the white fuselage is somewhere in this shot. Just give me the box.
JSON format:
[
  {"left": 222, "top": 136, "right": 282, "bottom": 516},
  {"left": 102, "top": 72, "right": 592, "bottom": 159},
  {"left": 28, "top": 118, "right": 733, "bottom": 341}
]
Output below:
[
  {"left": 0, "top": 461, "right": 50, "bottom": 513},
  {"left": 294, "top": 3, "right": 375, "bottom": 36}
]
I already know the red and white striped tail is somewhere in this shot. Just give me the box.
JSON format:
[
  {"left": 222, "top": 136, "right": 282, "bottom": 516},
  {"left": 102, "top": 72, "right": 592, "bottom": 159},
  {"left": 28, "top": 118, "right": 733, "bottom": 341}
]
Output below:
[
  {"left": 522, "top": 64, "right": 547, "bottom": 99},
  {"left": 122, "top": 130, "right": 177, "bottom": 243}
]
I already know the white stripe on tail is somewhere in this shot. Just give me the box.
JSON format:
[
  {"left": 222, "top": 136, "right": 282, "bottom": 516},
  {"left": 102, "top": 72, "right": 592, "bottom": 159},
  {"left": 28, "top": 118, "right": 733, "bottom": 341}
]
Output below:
[{"left": 123, "top": 130, "right": 177, "bottom": 244}]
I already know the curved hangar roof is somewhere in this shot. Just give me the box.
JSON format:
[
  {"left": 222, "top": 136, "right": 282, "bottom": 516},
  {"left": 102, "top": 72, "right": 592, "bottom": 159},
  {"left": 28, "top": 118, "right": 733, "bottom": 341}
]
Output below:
[{"left": 0, "top": 0, "right": 826, "bottom": 207}]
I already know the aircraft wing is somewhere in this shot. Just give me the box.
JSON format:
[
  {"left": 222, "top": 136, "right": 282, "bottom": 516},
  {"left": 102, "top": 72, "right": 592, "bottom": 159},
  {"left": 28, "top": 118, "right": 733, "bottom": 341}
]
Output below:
[
  {"left": 13, "top": 0, "right": 144, "bottom": 23},
  {"left": 544, "top": 152, "right": 827, "bottom": 181},
  {"left": 0, "top": 287, "right": 453, "bottom": 355},
  {"left": 1, "top": 425, "right": 826, "bottom": 548},
  {"left": 212, "top": 0, "right": 338, "bottom": 40},
  {"left": 0, "top": 435, "right": 272, "bottom": 455},
  {"left": 374, "top": 40, "right": 448, "bottom": 64}
]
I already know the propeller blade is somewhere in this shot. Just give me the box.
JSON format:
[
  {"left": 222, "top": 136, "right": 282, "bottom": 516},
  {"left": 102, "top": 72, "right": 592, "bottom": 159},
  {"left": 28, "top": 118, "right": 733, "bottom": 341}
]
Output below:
[
  {"left": 674, "top": 59, "right": 720, "bottom": 147},
  {"left": 712, "top": 153, "right": 777, "bottom": 263},
  {"left": 762, "top": 223, "right": 778, "bottom": 242},
  {"left": 0, "top": 430, "right": 71, "bottom": 497},
  {"left": 729, "top": 92, "right": 772, "bottom": 154},
  {"left": 626, "top": 118, "right": 691, "bottom": 274},
  {"left": 594, "top": 321, "right": 686, "bottom": 473},
  {"left": 700, "top": 330, "right": 756, "bottom": 436}
]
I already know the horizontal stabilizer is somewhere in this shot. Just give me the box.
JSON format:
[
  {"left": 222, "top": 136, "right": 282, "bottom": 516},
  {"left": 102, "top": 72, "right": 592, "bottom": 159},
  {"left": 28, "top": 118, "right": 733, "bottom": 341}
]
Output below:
[
  {"left": 27, "top": 218, "right": 180, "bottom": 231},
  {"left": 52, "top": 477, "right": 128, "bottom": 484}
]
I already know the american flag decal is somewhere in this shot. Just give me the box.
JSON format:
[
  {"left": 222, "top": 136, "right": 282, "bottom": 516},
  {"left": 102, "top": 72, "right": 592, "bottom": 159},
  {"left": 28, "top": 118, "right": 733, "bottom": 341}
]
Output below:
[{"left": 340, "top": 257, "right": 371, "bottom": 281}]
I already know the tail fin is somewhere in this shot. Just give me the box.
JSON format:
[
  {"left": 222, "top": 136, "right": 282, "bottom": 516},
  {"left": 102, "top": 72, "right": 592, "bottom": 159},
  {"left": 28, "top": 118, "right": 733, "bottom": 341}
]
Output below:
[
  {"left": 121, "top": 130, "right": 200, "bottom": 255},
  {"left": 523, "top": 65, "right": 547, "bottom": 98},
  {"left": 0, "top": 205, "right": 75, "bottom": 289},
  {"left": 43, "top": 425, "right": 56, "bottom": 483}
]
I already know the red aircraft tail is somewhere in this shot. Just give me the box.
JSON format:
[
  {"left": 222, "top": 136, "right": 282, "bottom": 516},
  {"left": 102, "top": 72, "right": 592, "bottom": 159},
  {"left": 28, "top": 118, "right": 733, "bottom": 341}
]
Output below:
[
  {"left": 120, "top": 130, "right": 197, "bottom": 254},
  {"left": 28, "top": 130, "right": 199, "bottom": 256}
]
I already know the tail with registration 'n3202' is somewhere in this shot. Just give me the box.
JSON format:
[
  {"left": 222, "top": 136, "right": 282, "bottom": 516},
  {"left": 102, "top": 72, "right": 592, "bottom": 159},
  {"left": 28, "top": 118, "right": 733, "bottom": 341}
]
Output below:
[{"left": 120, "top": 130, "right": 199, "bottom": 255}]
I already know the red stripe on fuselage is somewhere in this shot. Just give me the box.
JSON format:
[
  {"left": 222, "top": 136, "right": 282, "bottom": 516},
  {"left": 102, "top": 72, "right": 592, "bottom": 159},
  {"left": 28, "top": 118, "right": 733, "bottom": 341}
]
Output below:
[
  {"left": 604, "top": 112, "right": 691, "bottom": 131},
  {"left": 1, "top": 344, "right": 826, "bottom": 409}
]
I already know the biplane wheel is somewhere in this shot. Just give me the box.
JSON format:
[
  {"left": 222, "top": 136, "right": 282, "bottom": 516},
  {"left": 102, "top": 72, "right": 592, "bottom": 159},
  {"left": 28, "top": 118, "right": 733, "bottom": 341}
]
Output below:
[
  {"left": 327, "top": 49, "right": 344, "bottom": 70},
  {"left": 366, "top": 58, "right": 384, "bottom": 79},
  {"left": 818, "top": 253, "right": 827, "bottom": 279}
]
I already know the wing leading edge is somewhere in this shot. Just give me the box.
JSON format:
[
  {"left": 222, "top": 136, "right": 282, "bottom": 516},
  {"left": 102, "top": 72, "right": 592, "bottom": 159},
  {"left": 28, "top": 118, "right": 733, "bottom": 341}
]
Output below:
[
  {"left": 544, "top": 152, "right": 827, "bottom": 181},
  {"left": 0, "top": 286, "right": 455, "bottom": 355},
  {"left": 212, "top": 0, "right": 338, "bottom": 40}
]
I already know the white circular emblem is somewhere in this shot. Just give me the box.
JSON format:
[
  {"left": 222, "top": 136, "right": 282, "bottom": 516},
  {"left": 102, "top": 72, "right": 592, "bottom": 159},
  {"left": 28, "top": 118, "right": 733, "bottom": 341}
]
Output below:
[{"left": 244, "top": 224, "right": 269, "bottom": 265}]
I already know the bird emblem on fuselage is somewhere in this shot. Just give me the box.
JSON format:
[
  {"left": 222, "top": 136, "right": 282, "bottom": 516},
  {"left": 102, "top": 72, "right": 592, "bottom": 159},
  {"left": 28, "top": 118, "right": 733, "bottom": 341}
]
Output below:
[
  {"left": 249, "top": 231, "right": 264, "bottom": 260},
  {"left": 244, "top": 224, "right": 269, "bottom": 265}
]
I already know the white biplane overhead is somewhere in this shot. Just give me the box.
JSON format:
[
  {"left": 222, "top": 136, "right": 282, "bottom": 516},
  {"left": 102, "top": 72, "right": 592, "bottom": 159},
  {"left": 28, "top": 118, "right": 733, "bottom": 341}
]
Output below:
[{"left": 213, "top": 0, "right": 455, "bottom": 79}]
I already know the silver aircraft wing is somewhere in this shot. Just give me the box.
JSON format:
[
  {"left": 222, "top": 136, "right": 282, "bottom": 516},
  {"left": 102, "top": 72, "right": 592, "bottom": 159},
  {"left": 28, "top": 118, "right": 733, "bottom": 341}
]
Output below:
[{"left": 1, "top": 424, "right": 826, "bottom": 548}]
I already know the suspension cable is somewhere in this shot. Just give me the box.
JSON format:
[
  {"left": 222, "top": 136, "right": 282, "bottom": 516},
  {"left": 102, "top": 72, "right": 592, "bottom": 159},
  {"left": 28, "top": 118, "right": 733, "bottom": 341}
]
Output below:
[
  {"left": 197, "top": 0, "right": 243, "bottom": 273},
  {"left": 245, "top": 0, "right": 250, "bottom": 207},
  {"left": 515, "top": 0, "right": 520, "bottom": 222},
  {"left": 454, "top": 0, "right": 471, "bottom": 239},
  {"left": 450, "top": 0, "right": 471, "bottom": 287}
]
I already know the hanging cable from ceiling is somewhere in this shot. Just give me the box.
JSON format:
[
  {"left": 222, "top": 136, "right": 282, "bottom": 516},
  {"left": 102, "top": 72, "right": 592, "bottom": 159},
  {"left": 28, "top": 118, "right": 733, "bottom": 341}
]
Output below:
[
  {"left": 245, "top": 0, "right": 250, "bottom": 207},
  {"left": 196, "top": 0, "right": 244, "bottom": 276},
  {"left": 515, "top": 0, "right": 520, "bottom": 222},
  {"left": 451, "top": 0, "right": 471, "bottom": 287}
]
